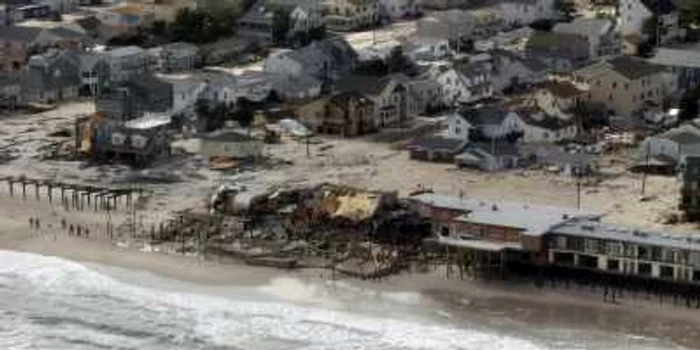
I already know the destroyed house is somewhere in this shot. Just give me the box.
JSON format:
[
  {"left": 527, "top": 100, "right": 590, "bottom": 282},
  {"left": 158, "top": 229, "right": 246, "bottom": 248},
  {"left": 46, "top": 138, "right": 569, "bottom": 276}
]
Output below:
[{"left": 93, "top": 115, "right": 171, "bottom": 165}]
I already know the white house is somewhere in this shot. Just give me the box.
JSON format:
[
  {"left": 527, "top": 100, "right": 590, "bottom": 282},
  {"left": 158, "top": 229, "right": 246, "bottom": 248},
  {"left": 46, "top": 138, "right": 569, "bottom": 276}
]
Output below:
[
  {"left": 619, "top": 0, "right": 683, "bottom": 44},
  {"left": 498, "top": 0, "right": 555, "bottom": 28},
  {"left": 509, "top": 108, "right": 578, "bottom": 143},
  {"left": 379, "top": 0, "right": 421, "bottom": 21},
  {"left": 427, "top": 63, "right": 492, "bottom": 105},
  {"left": 446, "top": 107, "right": 520, "bottom": 140},
  {"left": 264, "top": 37, "right": 358, "bottom": 82}
]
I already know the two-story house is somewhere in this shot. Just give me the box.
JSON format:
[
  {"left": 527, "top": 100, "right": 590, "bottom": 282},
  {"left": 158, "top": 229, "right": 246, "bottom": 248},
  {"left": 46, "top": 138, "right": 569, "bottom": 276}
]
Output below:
[
  {"left": 323, "top": 0, "right": 378, "bottom": 31},
  {"left": 102, "top": 46, "right": 152, "bottom": 84},
  {"left": 427, "top": 63, "right": 492, "bottom": 105},
  {"left": 553, "top": 18, "right": 621, "bottom": 59},
  {"left": 574, "top": 57, "right": 666, "bottom": 118},
  {"left": 619, "top": 0, "right": 683, "bottom": 45},
  {"left": 489, "top": 50, "right": 549, "bottom": 93},
  {"left": 335, "top": 74, "right": 412, "bottom": 128},
  {"left": 23, "top": 50, "right": 81, "bottom": 104},
  {"left": 323, "top": 91, "right": 376, "bottom": 135},
  {"left": 238, "top": 0, "right": 323, "bottom": 44},
  {"left": 264, "top": 37, "right": 358, "bottom": 84},
  {"left": 149, "top": 42, "right": 198, "bottom": 73}
]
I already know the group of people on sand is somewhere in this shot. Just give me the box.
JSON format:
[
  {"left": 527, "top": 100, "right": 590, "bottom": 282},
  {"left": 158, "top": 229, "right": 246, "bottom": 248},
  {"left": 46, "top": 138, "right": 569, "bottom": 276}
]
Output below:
[
  {"left": 61, "top": 218, "right": 90, "bottom": 238},
  {"left": 28, "top": 216, "right": 91, "bottom": 239}
]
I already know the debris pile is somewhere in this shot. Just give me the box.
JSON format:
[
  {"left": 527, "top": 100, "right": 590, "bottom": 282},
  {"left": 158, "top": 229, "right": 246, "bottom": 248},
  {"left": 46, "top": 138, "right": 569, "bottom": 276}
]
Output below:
[{"left": 165, "top": 183, "right": 429, "bottom": 277}]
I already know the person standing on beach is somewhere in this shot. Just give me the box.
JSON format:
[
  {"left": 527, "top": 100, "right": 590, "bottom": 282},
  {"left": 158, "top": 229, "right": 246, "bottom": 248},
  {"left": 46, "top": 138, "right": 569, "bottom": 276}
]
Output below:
[
  {"left": 69, "top": 224, "right": 74, "bottom": 236},
  {"left": 76, "top": 226, "right": 82, "bottom": 237},
  {"left": 29, "top": 217, "right": 34, "bottom": 230},
  {"left": 85, "top": 228, "right": 90, "bottom": 239},
  {"left": 35, "top": 219, "right": 40, "bottom": 231},
  {"left": 61, "top": 218, "right": 66, "bottom": 231}
]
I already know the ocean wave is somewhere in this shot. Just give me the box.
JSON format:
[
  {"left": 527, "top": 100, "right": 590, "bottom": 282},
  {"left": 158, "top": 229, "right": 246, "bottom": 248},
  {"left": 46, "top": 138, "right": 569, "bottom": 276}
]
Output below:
[{"left": 0, "top": 250, "right": 674, "bottom": 350}]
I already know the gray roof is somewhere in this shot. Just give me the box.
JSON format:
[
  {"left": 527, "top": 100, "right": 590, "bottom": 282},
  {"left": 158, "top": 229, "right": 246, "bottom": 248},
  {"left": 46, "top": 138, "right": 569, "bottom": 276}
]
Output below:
[
  {"left": 335, "top": 74, "right": 397, "bottom": 96},
  {"left": 657, "top": 124, "right": 700, "bottom": 145},
  {"left": 24, "top": 51, "right": 81, "bottom": 92},
  {"left": 469, "top": 140, "right": 520, "bottom": 157},
  {"left": 411, "top": 193, "right": 599, "bottom": 237},
  {"left": 408, "top": 137, "right": 467, "bottom": 152},
  {"left": 284, "top": 37, "right": 358, "bottom": 77},
  {"left": 526, "top": 31, "right": 589, "bottom": 60},
  {"left": 553, "top": 18, "right": 614, "bottom": 38},
  {"left": 550, "top": 218, "right": 700, "bottom": 251},
  {"left": 648, "top": 47, "right": 700, "bottom": 68},
  {"left": 458, "top": 106, "right": 511, "bottom": 126},
  {"left": 609, "top": 57, "right": 665, "bottom": 80},
  {"left": 0, "top": 26, "right": 42, "bottom": 42},
  {"left": 271, "top": 73, "right": 321, "bottom": 94}
]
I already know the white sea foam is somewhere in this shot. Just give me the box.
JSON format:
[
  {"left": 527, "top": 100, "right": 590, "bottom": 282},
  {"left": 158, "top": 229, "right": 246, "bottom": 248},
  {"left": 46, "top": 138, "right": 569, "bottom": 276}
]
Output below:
[{"left": 0, "top": 250, "right": 684, "bottom": 350}]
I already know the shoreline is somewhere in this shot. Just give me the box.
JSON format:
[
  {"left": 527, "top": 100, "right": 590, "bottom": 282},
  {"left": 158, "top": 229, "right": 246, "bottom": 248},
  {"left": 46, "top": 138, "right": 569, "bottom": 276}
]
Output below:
[{"left": 1, "top": 193, "right": 700, "bottom": 348}]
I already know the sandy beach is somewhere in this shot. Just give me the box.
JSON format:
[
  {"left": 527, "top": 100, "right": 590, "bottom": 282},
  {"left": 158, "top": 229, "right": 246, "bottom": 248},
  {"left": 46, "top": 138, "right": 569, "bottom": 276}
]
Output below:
[{"left": 2, "top": 189, "right": 700, "bottom": 349}]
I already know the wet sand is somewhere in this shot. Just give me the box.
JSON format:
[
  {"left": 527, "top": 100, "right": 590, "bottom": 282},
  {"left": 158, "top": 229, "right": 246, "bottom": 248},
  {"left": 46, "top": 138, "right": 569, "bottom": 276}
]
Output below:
[{"left": 1, "top": 191, "right": 700, "bottom": 349}]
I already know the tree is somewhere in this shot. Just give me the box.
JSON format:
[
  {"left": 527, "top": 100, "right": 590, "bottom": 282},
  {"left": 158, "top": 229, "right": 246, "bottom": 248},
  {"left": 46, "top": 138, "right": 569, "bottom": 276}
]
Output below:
[
  {"left": 308, "top": 26, "right": 326, "bottom": 41},
  {"left": 679, "top": 86, "right": 700, "bottom": 121},
  {"left": 387, "top": 46, "right": 417, "bottom": 75},
  {"left": 555, "top": 0, "right": 577, "bottom": 20},
  {"left": 353, "top": 58, "right": 388, "bottom": 76},
  {"left": 272, "top": 9, "right": 291, "bottom": 45}
]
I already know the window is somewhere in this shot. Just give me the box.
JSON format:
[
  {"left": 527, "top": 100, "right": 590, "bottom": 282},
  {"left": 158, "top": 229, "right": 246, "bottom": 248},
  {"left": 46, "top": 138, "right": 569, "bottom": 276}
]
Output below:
[
  {"left": 638, "top": 262, "right": 652, "bottom": 275},
  {"left": 608, "top": 93, "right": 613, "bottom": 101},
  {"left": 555, "top": 235, "right": 567, "bottom": 249},
  {"left": 660, "top": 265, "right": 674, "bottom": 279},
  {"left": 612, "top": 82, "right": 617, "bottom": 89},
  {"left": 607, "top": 259, "right": 620, "bottom": 271},
  {"left": 455, "top": 127, "right": 461, "bottom": 134}
]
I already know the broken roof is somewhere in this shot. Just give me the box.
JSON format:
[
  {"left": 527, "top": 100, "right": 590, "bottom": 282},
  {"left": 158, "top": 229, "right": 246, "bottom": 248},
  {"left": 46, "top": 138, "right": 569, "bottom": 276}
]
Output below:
[{"left": 540, "top": 81, "right": 585, "bottom": 98}]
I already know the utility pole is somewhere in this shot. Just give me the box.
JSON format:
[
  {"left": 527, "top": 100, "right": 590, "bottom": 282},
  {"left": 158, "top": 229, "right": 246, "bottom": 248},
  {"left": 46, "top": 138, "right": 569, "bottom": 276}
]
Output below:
[
  {"left": 306, "top": 132, "right": 310, "bottom": 157},
  {"left": 641, "top": 141, "right": 650, "bottom": 196}
]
